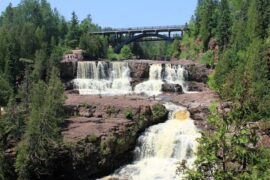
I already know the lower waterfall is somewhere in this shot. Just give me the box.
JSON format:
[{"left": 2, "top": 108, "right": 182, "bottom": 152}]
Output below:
[{"left": 103, "top": 103, "right": 201, "bottom": 180}]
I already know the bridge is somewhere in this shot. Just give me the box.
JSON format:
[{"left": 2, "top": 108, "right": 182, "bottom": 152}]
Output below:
[{"left": 89, "top": 25, "right": 188, "bottom": 53}]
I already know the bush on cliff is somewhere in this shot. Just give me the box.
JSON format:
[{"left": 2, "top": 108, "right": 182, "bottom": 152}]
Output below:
[{"left": 152, "top": 103, "right": 167, "bottom": 121}]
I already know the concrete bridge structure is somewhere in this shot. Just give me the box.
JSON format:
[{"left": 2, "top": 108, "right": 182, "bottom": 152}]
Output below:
[{"left": 89, "top": 25, "right": 188, "bottom": 53}]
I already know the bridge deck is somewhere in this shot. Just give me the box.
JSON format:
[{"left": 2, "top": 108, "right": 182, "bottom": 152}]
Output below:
[{"left": 90, "top": 25, "right": 186, "bottom": 35}]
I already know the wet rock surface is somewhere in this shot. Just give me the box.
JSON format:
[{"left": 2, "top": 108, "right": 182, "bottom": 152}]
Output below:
[{"left": 161, "top": 83, "right": 183, "bottom": 94}]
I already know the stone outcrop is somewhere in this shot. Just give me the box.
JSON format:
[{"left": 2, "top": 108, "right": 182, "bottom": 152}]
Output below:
[
  {"left": 128, "top": 62, "right": 150, "bottom": 87},
  {"left": 182, "top": 63, "right": 212, "bottom": 83},
  {"left": 185, "top": 81, "right": 209, "bottom": 92},
  {"left": 60, "top": 60, "right": 77, "bottom": 81},
  {"left": 60, "top": 49, "right": 83, "bottom": 81},
  {"left": 161, "top": 83, "right": 183, "bottom": 94},
  {"left": 56, "top": 95, "right": 168, "bottom": 179}
]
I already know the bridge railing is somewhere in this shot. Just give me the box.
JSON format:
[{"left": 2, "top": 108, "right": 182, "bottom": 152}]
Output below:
[{"left": 89, "top": 25, "right": 187, "bottom": 33}]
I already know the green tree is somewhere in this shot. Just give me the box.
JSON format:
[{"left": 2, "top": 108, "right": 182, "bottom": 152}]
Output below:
[
  {"left": 188, "top": 102, "right": 270, "bottom": 179},
  {"left": 0, "top": 117, "right": 4, "bottom": 180},
  {"left": 120, "top": 45, "right": 133, "bottom": 59},
  {"left": 170, "top": 39, "right": 181, "bottom": 58},
  {"left": 247, "top": 0, "right": 270, "bottom": 40},
  {"left": 198, "top": 0, "right": 218, "bottom": 50},
  {"left": 216, "top": 0, "right": 231, "bottom": 50},
  {"left": 66, "top": 11, "right": 80, "bottom": 48},
  {"left": 79, "top": 34, "right": 108, "bottom": 59},
  {"left": 31, "top": 49, "right": 47, "bottom": 82},
  {"left": 15, "top": 67, "right": 65, "bottom": 179},
  {"left": 0, "top": 75, "right": 12, "bottom": 116}
]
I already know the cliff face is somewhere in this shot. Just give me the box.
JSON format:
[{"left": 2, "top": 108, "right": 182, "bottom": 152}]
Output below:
[{"left": 56, "top": 95, "right": 168, "bottom": 179}]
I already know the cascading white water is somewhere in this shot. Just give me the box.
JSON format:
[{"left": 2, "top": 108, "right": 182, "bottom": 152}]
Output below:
[
  {"left": 134, "top": 64, "right": 164, "bottom": 96},
  {"left": 104, "top": 103, "right": 201, "bottom": 180},
  {"left": 134, "top": 64, "right": 187, "bottom": 96},
  {"left": 74, "top": 61, "right": 187, "bottom": 96},
  {"left": 73, "top": 61, "right": 132, "bottom": 95},
  {"left": 164, "top": 64, "right": 187, "bottom": 92}
]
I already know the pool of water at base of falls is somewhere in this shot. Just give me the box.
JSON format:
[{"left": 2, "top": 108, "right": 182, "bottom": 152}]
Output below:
[{"left": 99, "top": 103, "right": 201, "bottom": 180}]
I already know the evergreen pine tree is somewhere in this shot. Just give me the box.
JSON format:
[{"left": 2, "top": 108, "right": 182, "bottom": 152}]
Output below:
[
  {"left": 15, "top": 67, "right": 65, "bottom": 179},
  {"left": 217, "top": 0, "right": 231, "bottom": 50},
  {"left": 66, "top": 12, "right": 80, "bottom": 48}
]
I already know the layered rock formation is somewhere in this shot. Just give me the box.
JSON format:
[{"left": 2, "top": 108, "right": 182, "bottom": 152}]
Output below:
[{"left": 57, "top": 95, "right": 168, "bottom": 179}]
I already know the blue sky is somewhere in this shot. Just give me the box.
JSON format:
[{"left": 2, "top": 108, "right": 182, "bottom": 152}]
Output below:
[{"left": 0, "top": 0, "right": 197, "bottom": 28}]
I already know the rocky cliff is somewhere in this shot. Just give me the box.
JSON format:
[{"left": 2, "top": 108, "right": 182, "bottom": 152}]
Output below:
[{"left": 55, "top": 95, "right": 168, "bottom": 179}]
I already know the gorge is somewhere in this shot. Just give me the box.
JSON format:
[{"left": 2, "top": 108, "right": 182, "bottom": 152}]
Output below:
[{"left": 58, "top": 58, "right": 217, "bottom": 179}]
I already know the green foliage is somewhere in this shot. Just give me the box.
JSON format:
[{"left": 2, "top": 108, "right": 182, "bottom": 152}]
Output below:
[
  {"left": 200, "top": 50, "right": 214, "bottom": 66},
  {"left": 106, "top": 106, "right": 118, "bottom": 117},
  {"left": 66, "top": 12, "right": 81, "bottom": 48},
  {"left": 152, "top": 103, "right": 167, "bottom": 121},
  {"left": 107, "top": 47, "right": 119, "bottom": 61},
  {"left": 15, "top": 67, "right": 65, "bottom": 179},
  {"left": 188, "top": 102, "right": 270, "bottom": 179},
  {"left": 124, "top": 108, "right": 133, "bottom": 120},
  {"left": 100, "top": 136, "right": 116, "bottom": 156},
  {"left": 130, "top": 41, "right": 172, "bottom": 60},
  {"left": 120, "top": 45, "right": 133, "bottom": 60},
  {"left": 79, "top": 34, "right": 108, "bottom": 59},
  {"left": 196, "top": 0, "right": 219, "bottom": 50},
  {"left": 213, "top": 48, "right": 239, "bottom": 90},
  {"left": 207, "top": 72, "right": 218, "bottom": 91},
  {"left": 87, "top": 134, "right": 98, "bottom": 142},
  {"left": 169, "top": 39, "right": 181, "bottom": 58},
  {"left": 0, "top": 75, "right": 12, "bottom": 108},
  {"left": 180, "top": 21, "right": 203, "bottom": 60},
  {"left": 116, "top": 137, "right": 125, "bottom": 145},
  {"left": 0, "top": 117, "right": 4, "bottom": 180},
  {"left": 216, "top": 0, "right": 231, "bottom": 50}
]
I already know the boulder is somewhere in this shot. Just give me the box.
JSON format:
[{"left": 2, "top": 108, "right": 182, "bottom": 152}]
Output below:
[
  {"left": 162, "top": 83, "right": 183, "bottom": 94},
  {"left": 188, "top": 102, "right": 210, "bottom": 121}
]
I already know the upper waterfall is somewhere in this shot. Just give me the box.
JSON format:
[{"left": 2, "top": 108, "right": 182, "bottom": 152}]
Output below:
[
  {"left": 73, "top": 61, "right": 187, "bottom": 96},
  {"left": 134, "top": 63, "right": 187, "bottom": 96},
  {"left": 73, "top": 61, "right": 132, "bottom": 95}
]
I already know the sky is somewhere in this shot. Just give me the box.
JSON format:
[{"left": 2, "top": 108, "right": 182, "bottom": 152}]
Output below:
[{"left": 0, "top": 0, "right": 197, "bottom": 28}]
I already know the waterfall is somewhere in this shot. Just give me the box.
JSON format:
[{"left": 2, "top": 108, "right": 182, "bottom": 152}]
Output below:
[
  {"left": 104, "top": 103, "right": 201, "bottom": 180},
  {"left": 134, "top": 64, "right": 164, "bottom": 96},
  {"left": 134, "top": 63, "right": 187, "bottom": 96},
  {"left": 163, "top": 64, "right": 187, "bottom": 92},
  {"left": 73, "top": 61, "right": 132, "bottom": 95},
  {"left": 74, "top": 61, "right": 187, "bottom": 96}
]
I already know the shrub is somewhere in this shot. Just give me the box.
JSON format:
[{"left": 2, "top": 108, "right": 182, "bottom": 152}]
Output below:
[
  {"left": 152, "top": 104, "right": 167, "bottom": 121},
  {"left": 124, "top": 108, "right": 133, "bottom": 120},
  {"left": 87, "top": 134, "right": 97, "bottom": 142},
  {"left": 200, "top": 50, "right": 214, "bottom": 66}
]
